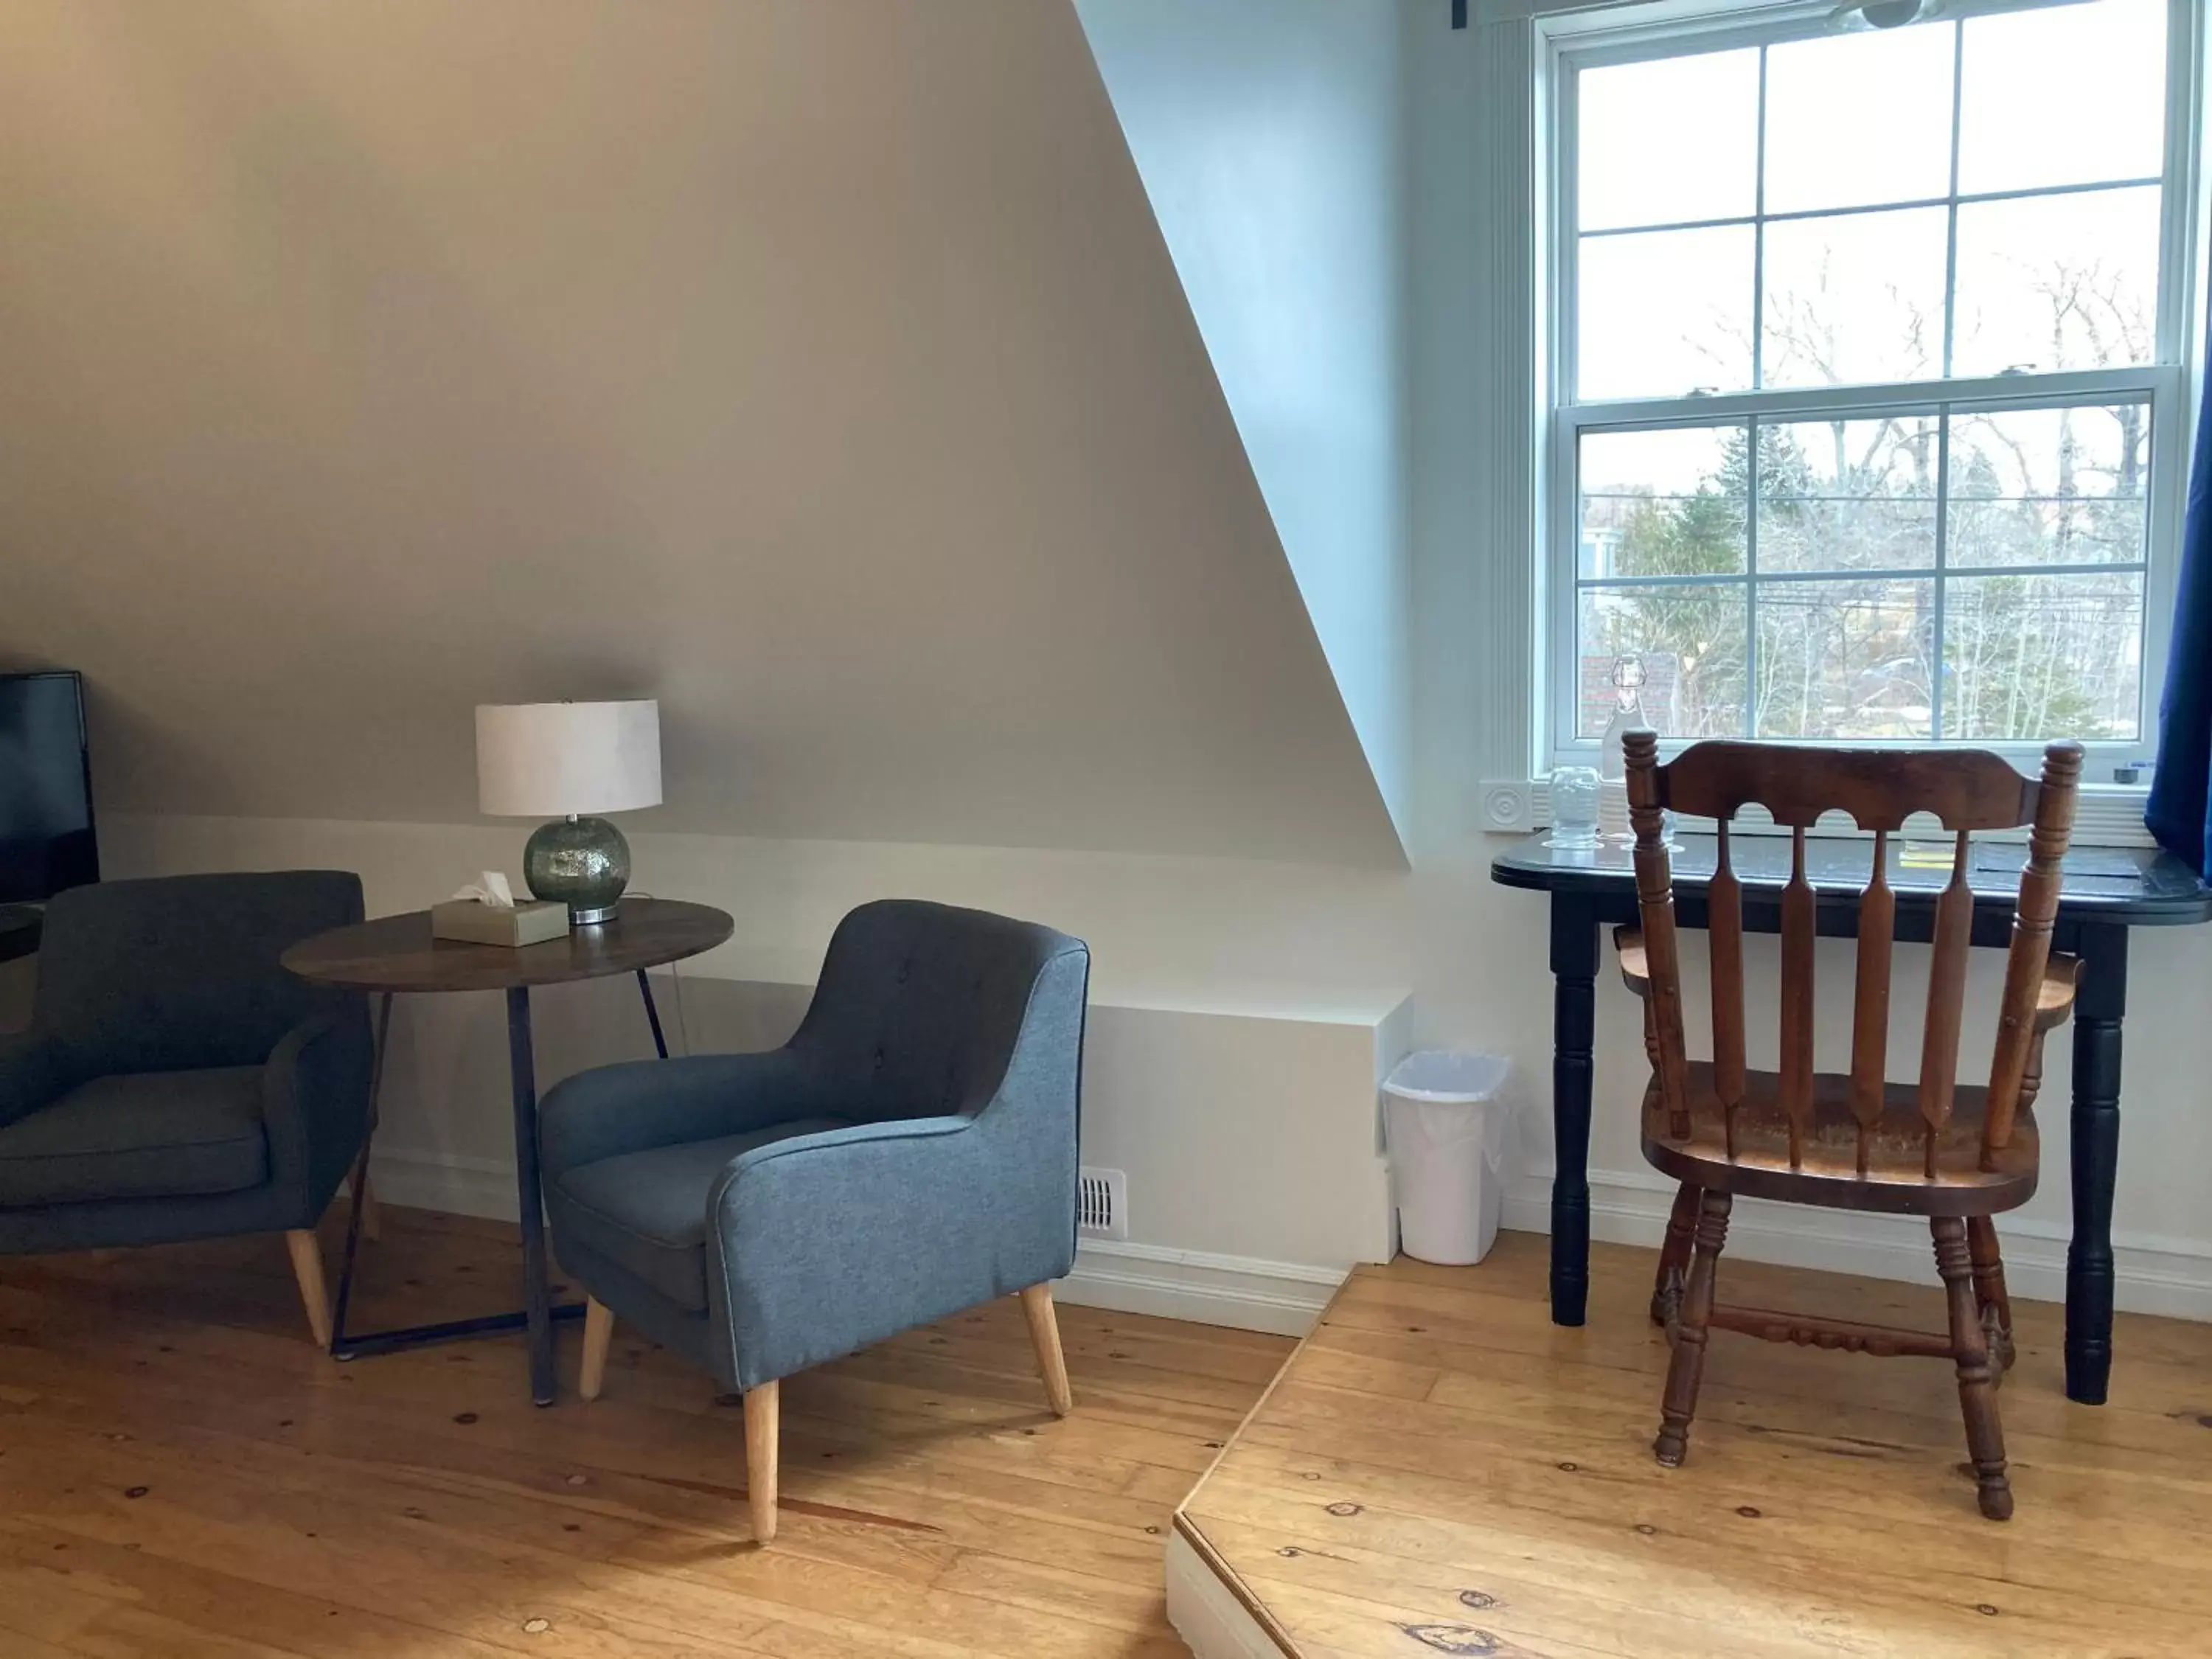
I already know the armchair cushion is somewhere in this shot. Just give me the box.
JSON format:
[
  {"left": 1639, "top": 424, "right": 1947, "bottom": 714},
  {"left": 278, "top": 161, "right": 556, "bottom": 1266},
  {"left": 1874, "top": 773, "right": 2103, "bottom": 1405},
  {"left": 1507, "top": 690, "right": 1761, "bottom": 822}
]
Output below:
[
  {"left": 35, "top": 872, "right": 365, "bottom": 1077},
  {"left": 0, "top": 1032, "right": 73, "bottom": 1133},
  {"left": 0, "top": 1067, "right": 268, "bottom": 1206},
  {"left": 552, "top": 1116, "right": 852, "bottom": 1310}
]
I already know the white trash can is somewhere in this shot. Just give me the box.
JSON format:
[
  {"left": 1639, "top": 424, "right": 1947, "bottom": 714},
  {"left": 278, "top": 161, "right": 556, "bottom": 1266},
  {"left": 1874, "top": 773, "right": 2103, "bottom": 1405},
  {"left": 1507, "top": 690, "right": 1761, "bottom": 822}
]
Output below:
[{"left": 1383, "top": 1051, "right": 1512, "bottom": 1266}]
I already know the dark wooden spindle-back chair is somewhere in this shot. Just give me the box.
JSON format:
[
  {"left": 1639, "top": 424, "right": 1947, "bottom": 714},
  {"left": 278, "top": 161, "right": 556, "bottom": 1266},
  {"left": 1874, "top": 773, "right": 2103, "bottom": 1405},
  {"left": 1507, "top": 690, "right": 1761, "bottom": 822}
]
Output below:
[{"left": 1614, "top": 731, "right": 2082, "bottom": 1521}]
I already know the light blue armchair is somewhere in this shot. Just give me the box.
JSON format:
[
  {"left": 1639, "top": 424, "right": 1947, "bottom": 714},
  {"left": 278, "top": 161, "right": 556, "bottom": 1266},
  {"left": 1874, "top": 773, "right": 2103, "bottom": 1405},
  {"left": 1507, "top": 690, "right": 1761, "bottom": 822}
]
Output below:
[{"left": 538, "top": 898, "right": 1090, "bottom": 1541}]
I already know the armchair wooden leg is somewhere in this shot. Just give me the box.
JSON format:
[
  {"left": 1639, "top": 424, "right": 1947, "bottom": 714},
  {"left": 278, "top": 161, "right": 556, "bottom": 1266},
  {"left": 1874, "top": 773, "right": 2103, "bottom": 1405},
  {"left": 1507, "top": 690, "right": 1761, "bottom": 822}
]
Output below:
[
  {"left": 1018, "top": 1282, "right": 1074, "bottom": 1416},
  {"left": 743, "top": 1380, "right": 779, "bottom": 1544},
  {"left": 358, "top": 1169, "right": 381, "bottom": 1243},
  {"left": 579, "top": 1298, "right": 614, "bottom": 1402},
  {"left": 284, "top": 1229, "right": 333, "bottom": 1349}
]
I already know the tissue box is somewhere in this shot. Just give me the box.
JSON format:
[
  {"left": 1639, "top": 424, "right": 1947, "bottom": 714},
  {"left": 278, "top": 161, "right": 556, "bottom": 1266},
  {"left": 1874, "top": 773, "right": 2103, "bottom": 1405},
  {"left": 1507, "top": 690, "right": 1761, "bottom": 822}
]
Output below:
[{"left": 431, "top": 898, "right": 571, "bottom": 947}]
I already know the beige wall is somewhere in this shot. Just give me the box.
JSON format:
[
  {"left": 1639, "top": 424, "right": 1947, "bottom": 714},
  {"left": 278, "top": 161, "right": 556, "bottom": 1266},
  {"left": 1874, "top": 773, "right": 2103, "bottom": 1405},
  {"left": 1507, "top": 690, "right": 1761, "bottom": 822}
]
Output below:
[{"left": 0, "top": 0, "right": 1401, "bottom": 866}]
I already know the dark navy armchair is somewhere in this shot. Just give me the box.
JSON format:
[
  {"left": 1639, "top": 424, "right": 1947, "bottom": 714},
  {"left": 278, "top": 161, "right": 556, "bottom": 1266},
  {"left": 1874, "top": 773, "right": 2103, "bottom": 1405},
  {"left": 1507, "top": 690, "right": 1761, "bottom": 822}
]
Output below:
[
  {"left": 540, "top": 898, "right": 1090, "bottom": 1542},
  {"left": 0, "top": 872, "right": 374, "bottom": 1345}
]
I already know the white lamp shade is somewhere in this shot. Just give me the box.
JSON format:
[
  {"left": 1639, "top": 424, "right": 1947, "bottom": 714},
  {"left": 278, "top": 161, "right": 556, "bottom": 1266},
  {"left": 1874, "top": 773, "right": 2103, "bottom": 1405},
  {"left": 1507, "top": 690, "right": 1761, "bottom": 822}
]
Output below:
[{"left": 476, "top": 700, "right": 663, "bottom": 818}]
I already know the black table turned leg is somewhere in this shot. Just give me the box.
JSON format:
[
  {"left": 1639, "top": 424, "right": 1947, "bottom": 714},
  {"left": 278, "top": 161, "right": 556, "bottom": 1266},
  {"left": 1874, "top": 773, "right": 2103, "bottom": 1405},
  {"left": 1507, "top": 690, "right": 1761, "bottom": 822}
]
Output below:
[
  {"left": 1550, "top": 897, "right": 1600, "bottom": 1327},
  {"left": 329, "top": 992, "right": 394, "bottom": 1353},
  {"left": 506, "top": 985, "right": 558, "bottom": 1407},
  {"left": 2065, "top": 922, "right": 2129, "bottom": 1406}
]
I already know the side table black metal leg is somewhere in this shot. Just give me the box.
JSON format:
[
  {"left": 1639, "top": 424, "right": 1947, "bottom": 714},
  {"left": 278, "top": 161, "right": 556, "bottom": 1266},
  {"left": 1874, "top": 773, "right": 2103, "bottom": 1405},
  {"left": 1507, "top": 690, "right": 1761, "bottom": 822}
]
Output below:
[
  {"left": 1550, "top": 897, "right": 1599, "bottom": 1327},
  {"left": 328, "top": 991, "right": 394, "bottom": 1354},
  {"left": 637, "top": 967, "right": 670, "bottom": 1060},
  {"left": 2065, "top": 922, "right": 2128, "bottom": 1405},
  {"left": 507, "top": 985, "right": 558, "bottom": 1406}
]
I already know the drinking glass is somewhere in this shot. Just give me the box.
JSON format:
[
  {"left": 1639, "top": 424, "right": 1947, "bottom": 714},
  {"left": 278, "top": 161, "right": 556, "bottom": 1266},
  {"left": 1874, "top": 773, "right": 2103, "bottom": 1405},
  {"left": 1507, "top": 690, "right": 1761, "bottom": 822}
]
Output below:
[{"left": 1548, "top": 767, "right": 1602, "bottom": 849}]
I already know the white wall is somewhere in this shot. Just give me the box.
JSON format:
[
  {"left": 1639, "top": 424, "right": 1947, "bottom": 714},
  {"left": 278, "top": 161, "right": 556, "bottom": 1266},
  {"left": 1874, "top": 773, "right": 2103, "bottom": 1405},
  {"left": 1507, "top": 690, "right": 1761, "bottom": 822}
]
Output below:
[
  {"left": 100, "top": 811, "right": 1408, "bottom": 1334},
  {"left": 1077, "top": 0, "right": 1414, "bottom": 837},
  {"left": 93, "top": 798, "right": 2212, "bottom": 1329}
]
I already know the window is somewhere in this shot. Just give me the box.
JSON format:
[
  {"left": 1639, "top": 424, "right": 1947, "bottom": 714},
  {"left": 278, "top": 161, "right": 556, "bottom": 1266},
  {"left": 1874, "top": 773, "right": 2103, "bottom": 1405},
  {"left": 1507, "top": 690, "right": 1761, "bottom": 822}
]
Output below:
[{"left": 1548, "top": 0, "right": 2193, "bottom": 763}]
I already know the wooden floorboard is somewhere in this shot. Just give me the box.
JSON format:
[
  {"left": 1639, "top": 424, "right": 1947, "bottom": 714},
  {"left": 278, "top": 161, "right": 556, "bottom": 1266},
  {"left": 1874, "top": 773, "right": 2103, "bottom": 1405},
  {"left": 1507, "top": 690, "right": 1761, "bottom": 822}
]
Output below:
[
  {"left": 1178, "top": 1231, "right": 2212, "bottom": 1659},
  {"left": 0, "top": 1206, "right": 1292, "bottom": 1658}
]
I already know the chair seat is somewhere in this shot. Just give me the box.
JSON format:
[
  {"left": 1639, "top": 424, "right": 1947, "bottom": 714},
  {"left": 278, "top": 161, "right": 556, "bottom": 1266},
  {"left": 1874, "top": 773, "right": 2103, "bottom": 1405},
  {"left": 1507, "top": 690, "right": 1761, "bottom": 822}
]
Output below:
[
  {"left": 0, "top": 1068, "right": 270, "bottom": 1207},
  {"left": 1641, "top": 1062, "right": 2037, "bottom": 1217},
  {"left": 550, "top": 1118, "right": 851, "bottom": 1311}
]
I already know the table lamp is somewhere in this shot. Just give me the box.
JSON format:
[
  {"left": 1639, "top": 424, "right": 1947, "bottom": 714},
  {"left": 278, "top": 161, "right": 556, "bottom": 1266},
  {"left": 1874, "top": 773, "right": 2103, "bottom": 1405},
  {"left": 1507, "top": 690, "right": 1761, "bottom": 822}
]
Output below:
[{"left": 476, "top": 700, "right": 662, "bottom": 925}]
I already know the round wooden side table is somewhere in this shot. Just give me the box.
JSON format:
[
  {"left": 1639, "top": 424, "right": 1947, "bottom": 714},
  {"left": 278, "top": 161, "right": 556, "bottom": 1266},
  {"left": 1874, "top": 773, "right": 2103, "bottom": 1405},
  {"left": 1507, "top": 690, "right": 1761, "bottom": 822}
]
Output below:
[{"left": 283, "top": 897, "right": 734, "bottom": 1404}]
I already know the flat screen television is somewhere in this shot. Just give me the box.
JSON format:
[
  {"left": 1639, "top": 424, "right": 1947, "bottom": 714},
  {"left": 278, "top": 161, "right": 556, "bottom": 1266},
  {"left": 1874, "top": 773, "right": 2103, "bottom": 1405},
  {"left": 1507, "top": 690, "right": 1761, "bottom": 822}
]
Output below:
[{"left": 0, "top": 671, "right": 98, "bottom": 904}]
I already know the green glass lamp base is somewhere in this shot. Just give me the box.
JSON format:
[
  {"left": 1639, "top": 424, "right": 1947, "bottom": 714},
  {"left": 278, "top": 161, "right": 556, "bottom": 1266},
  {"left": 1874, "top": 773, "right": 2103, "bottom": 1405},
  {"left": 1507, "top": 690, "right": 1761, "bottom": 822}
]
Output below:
[{"left": 522, "top": 815, "right": 632, "bottom": 925}]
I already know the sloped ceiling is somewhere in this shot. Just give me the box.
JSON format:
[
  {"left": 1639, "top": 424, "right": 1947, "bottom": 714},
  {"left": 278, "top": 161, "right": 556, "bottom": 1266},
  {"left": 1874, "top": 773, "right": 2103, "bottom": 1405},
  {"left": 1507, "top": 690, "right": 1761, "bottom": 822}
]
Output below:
[
  {"left": 0, "top": 0, "right": 1405, "bottom": 867},
  {"left": 1077, "top": 0, "right": 1413, "bottom": 841}
]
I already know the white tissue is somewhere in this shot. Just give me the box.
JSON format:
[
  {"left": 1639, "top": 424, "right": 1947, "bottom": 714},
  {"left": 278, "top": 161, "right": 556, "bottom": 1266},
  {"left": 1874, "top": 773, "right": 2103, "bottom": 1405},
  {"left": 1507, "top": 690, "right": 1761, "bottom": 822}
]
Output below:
[{"left": 450, "top": 871, "right": 518, "bottom": 908}]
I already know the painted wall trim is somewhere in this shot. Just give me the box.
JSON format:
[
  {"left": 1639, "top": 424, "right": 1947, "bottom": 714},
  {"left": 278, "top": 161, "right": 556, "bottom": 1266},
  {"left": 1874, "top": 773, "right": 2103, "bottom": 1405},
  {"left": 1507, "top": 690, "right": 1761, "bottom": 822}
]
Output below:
[
  {"left": 1503, "top": 1165, "right": 2212, "bottom": 1323},
  {"left": 368, "top": 1145, "right": 1349, "bottom": 1338},
  {"left": 1057, "top": 1239, "right": 1346, "bottom": 1338},
  {"left": 369, "top": 1147, "right": 518, "bottom": 1224},
  {"left": 372, "top": 1138, "right": 2212, "bottom": 1332},
  {"left": 1166, "top": 1526, "right": 1286, "bottom": 1659}
]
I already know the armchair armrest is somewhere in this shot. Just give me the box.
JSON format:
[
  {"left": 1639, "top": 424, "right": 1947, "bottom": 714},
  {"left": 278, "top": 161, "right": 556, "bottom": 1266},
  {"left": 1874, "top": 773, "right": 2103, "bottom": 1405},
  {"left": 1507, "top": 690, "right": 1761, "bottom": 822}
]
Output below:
[
  {"left": 1613, "top": 927, "right": 1651, "bottom": 998},
  {"left": 707, "top": 1112, "right": 1062, "bottom": 1390},
  {"left": 538, "top": 1048, "right": 836, "bottom": 1176},
  {"left": 262, "top": 1012, "right": 374, "bottom": 1212},
  {"left": 0, "top": 1031, "right": 72, "bottom": 1132}
]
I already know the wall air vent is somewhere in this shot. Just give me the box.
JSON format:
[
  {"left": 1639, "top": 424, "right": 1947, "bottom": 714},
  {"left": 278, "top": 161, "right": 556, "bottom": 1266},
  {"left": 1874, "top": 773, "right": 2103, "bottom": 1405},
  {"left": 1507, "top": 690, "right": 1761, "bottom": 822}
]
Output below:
[{"left": 1078, "top": 1166, "right": 1129, "bottom": 1242}]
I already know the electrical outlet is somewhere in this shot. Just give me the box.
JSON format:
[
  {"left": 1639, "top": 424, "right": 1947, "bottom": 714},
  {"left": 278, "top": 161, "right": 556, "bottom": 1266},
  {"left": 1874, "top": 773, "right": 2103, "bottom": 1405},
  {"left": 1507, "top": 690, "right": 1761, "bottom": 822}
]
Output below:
[{"left": 1078, "top": 1166, "right": 1128, "bottom": 1242}]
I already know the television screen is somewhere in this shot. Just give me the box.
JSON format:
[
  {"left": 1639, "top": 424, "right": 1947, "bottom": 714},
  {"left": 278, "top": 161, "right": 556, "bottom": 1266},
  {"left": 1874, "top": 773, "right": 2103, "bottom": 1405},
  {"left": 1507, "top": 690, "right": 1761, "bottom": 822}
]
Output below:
[{"left": 0, "top": 672, "right": 98, "bottom": 904}]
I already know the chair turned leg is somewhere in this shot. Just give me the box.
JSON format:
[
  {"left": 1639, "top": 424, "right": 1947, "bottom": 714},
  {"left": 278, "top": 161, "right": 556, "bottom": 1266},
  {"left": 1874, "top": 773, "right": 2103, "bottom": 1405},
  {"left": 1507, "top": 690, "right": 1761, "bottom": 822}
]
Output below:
[
  {"left": 283, "top": 1229, "right": 333, "bottom": 1349},
  {"left": 1935, "top": 1217, "right": 2012, "bottom": 1521},
  {"left": 1966, "top": 1215, "right": 2015, "bottom": 1376},
  {"left": 1018, "top": 1283, "right": 1074, "bottom": 1417},
  {"left": 1651, "top": 1183, "right": 1700, "bottom": 1329},
  {"left": 578, "top": 1298, "right": 615, "bottom": 1402},
  {"left": 743, "top": 1380, "right": 780, "bottom": 1544},
  {"left": 1655, "top": 1189, "right": 1731, "bottom": 1468}
]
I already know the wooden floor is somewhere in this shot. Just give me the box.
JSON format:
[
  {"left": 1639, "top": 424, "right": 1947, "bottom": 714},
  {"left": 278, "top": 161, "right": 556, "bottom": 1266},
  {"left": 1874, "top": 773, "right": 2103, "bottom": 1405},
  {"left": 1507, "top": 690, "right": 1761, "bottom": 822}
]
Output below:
[
  {"left": 0, "top": 1206, "right": 1293, "bottom": 1658},
  {"left": 1178, "top": 1232, "right": 2212, "bottom": 1659}
]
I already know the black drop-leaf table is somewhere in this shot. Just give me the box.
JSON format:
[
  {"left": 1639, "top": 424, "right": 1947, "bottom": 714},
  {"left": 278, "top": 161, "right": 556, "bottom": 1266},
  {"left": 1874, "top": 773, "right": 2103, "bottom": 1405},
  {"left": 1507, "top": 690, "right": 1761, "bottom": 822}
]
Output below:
[{"left": 1491, "top": 832, "right": 2212, "bottom": 1405}]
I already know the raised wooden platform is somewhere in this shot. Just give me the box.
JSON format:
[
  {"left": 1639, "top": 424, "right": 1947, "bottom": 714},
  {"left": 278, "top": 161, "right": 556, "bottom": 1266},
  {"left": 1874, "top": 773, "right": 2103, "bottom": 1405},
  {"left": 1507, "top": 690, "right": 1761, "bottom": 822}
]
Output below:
[{"left": 1169, "top": 1232, "right": 2212, "bottom": 1659}]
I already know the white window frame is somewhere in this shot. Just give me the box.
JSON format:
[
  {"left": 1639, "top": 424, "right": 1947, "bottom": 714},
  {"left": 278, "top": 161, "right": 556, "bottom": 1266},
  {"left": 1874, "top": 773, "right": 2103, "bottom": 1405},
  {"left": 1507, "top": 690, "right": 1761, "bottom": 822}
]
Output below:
[{"left": 1537, "top": 0, "right": 2204, "bottom": 780}]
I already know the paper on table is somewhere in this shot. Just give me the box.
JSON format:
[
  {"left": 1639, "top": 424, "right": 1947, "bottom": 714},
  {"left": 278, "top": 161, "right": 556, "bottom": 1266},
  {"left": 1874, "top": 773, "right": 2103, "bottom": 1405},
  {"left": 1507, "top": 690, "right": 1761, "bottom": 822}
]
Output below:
[{"left": 449, "top": 871, "right": 518, "bottom": 908}]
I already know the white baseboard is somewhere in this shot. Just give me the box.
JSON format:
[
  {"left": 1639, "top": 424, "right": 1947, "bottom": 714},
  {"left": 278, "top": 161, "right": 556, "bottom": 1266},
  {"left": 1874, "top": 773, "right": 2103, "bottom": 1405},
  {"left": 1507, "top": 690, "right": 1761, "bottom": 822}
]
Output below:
[
  {"left": 375, "top": 1141, "right": 2212, "bottom": 1331},
  {"left": 1166, "top": 1527, "right": 1281, "bottom": 1659},
  {"left": 369, "top": 1146, "right": 521, "bottom": 1222},
  {"left": 369, "top": 1145, "right": 1348, "bottom": 1338},
  {"left": 1503, "top": 1166, "right": 2212, "bottom": 1323},
  {"left": 1058, "top": 1240, "right": 1344, "bottom": 1337}
]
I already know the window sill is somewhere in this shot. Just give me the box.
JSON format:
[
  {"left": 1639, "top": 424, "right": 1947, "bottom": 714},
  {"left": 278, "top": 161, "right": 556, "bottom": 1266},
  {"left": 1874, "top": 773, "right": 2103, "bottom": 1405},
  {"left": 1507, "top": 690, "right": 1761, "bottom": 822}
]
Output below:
[{"left": 1495, "top": 779, "right": 2154, "bottom": 847}]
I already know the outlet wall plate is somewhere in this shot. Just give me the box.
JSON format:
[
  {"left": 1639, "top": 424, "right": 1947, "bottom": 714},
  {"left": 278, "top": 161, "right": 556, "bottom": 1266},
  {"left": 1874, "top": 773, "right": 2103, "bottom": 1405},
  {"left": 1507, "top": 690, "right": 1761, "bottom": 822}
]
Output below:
[{"left": 1476, "top": 778, "right": 1534, "bottom": 834}]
